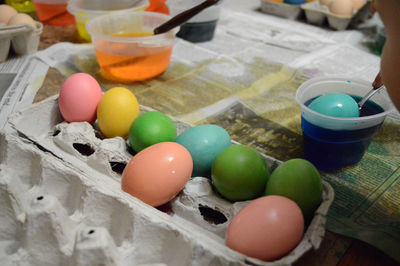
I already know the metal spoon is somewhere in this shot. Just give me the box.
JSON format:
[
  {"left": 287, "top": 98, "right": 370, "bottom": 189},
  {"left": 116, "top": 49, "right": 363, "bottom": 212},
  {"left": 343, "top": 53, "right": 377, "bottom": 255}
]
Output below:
[
  {"left": 357, "top": 85, "right": 384, "bottom": 110},
  {"left": 358, "top": 73, "right": 383, "bottom": 110},
  {"left": 153, "top": 0, "right": 220, "bottom": 35}
]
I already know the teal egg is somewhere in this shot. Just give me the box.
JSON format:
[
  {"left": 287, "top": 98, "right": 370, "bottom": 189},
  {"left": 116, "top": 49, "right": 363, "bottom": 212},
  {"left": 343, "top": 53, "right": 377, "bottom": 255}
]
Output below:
[
  {"left": 175, "top": 124, "right": 231, "bottom": 177},
  {"left": 308, "top": 93, "right": 360, "bottom": 118}
]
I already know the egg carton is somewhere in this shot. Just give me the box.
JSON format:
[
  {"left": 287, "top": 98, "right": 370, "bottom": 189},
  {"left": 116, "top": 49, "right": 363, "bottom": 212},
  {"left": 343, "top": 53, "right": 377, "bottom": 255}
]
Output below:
[
  {"left": 260, "top": 0, "right": 304, "bottom": 20},
  {"left": 4, "top": 95, "right": 335, "bottom": 265},
  {"left": 259, "top": 0, "right": 371, "bottom": 30},
  {"left": 0, "top": 21, "right": 43, "bottom": 63},
  {"left": 301, "top": 1, "right": 371, "bottom": 30}
]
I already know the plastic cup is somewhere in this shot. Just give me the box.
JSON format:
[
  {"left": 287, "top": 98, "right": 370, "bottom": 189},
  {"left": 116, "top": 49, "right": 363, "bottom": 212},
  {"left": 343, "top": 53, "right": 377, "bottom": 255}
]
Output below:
[
  {"left": 295, "top": 76, "right": 394, "bottom": 170},
  {"left": 86, "top": 11, "right": 179, "bottom": 83},
  {"left": 168, "top": 0, "right": 222, "bottom": 43},
  {"left": 67, "top": 0, "right": 149, "bottom": 42},
  {"left": 33, "top": 0, "right": 75, "bottom": 26}
]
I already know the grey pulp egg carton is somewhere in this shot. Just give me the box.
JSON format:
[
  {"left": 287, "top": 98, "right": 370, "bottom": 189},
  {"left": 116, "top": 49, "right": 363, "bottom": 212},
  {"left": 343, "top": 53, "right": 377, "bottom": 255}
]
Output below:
[
  {"left": 0, "top": 21, "right": 43, "bottom": 63},
  {"left": 260, "top": 0, "right": 304, "bottom": 20},
  {"left": 301, "top": 1, "right": 372, "bottom": 30},
  {"left": 259, "top": 0, "right": 371, "bottom": 30},
  {"left": 3, "top": 95, "right": 335, "bottom": 265}
]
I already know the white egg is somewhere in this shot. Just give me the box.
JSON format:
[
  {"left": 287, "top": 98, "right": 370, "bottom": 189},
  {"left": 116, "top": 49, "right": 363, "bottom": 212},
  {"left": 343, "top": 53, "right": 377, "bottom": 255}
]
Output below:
[{"left": 329, "top": 0, "right": 353, "bottom": 16}]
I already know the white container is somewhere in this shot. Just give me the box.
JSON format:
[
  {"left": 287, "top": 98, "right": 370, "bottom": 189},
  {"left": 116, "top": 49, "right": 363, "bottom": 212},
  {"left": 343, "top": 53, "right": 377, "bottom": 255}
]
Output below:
[
  {"left": 0, "top": 21, "right": 43, "bottom": 63},
  {"left": 7, "top": 94, "right": 335, "bottom": 265},
  {"left": 67, "top": 0, "right": 149, "bottom": 42},
  {"left": 86, "top": 11, "right": 179, "bottom": 82}
]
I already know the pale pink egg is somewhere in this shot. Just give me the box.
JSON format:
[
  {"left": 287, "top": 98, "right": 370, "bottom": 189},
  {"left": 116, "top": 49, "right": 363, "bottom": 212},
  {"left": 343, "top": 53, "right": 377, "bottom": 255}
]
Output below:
[
  {"left": 226, "top": 195, "right": 304, "bottom": 261},
  {"left": 351, "top": 0, "right": 365, "bottom": 10},
  {"left": 58, "top": 73, "right": 103, "bottom": 124},
  {"left": 8, "top": 13, "right": 36, "bottom": 28},
  {"left": 121, "top": 142, "right": 193, "bottom": 207},
  {"left": 0, "top": 4, "right": 17, "bottom": 25},
  {"left": 319, "top": 0, "right": 332, "bottom": 6},
  {"left": 329, "top": 0, "right": 354, "bottom": 16}
]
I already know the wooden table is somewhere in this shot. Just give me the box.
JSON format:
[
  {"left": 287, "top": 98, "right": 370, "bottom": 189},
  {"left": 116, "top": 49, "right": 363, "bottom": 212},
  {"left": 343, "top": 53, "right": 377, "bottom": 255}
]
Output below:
[{"left": 35, "top": 24, "right": 400, "bottom": 266}]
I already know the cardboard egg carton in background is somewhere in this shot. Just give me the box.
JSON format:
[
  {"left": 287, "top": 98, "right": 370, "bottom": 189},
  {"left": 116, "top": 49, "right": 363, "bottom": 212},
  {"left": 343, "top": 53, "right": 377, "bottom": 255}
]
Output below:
[
  {"left": 260, "top": 0, "right": 371, "bottom": 31},
  {"left": 301, "top": 1, "right": 372, "bottom": 30},
  {"left": 0, "top": 21, "right": 43, "bottom": 63},
  {"left": 3, "top": 95, "right": 335, "bottom": 265}
]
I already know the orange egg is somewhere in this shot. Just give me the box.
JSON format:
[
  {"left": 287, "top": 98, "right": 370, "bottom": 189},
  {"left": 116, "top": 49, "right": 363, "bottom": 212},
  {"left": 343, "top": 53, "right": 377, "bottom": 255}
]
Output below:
[
  {"left": 121, "top": 142, "right": 193, "bottom": 207},
  {"left": 8, "top": 13, "right": 36, "bottom": 28},
  {"left": 226, "top": 195, "right": 304, "bottom": 261},
  {"left": 0, "top": 4, "right": 17, "bottom": 25}
]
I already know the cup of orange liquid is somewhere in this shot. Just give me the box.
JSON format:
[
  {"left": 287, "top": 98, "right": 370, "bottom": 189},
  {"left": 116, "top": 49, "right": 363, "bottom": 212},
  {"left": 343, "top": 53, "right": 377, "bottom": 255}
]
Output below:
[
  {"left": 86, "top": 11, "right": 179, "bottom": 83},
  {"left": 32, "top": 0, "right": 75, "bottom": 25}
]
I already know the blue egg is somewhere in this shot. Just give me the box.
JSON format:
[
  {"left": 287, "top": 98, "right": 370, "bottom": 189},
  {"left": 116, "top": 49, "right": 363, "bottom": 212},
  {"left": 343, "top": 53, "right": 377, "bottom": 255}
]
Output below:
[
  {"left": 284, "top": 0, "right": 306, "bottom": 4},
  {"left": 175, "top": 124, "right": 231, "bottom": 177},
  {"left": 308, "top": 93, "right": 360, "bottom": 118}
]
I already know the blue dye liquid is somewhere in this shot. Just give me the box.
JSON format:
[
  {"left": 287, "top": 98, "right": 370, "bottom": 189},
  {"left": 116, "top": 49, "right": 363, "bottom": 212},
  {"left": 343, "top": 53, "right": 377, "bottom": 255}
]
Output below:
[{"left": 302, "top": 95, "right": 384, "bottom": 170}]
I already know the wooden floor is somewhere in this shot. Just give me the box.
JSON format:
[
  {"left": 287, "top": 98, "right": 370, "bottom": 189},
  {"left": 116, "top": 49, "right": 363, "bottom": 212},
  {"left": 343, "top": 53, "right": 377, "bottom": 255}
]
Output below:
[
  {"left": 33, "top": 23, "right": 400, "bottom": 266},
  {"left": 294, "top": 231, "right": 400, "bottom": 266}
]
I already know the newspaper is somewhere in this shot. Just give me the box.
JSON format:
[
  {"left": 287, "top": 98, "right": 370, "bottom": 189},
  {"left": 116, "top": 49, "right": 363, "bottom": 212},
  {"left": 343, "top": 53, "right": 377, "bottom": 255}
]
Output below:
[
  {"left": 0, "top": 55, "right": 49, "bottom": 132},
  {"left": 2, "top": 2, "right": 400, "bottom": 262}
]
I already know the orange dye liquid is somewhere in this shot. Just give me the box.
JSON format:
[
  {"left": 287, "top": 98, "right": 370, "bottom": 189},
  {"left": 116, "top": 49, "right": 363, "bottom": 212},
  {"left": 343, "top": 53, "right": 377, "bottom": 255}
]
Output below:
[
  {"left": 95, "top": 32, "right": 173, "bottom": 82},
  {"left": 33, "top": 2, "right": 75, "bottom": 25}
]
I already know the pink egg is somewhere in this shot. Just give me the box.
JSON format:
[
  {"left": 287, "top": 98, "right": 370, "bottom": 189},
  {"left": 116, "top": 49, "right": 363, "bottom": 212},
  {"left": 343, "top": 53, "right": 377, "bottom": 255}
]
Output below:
[
  {"left": 121, "top": 142, "right": 193, "bottom": 207},
  {"left": 226, "top": 195, "right": 304, "bottom": 261},
  {"left": 58, "top": 73, "right": 103, "bottom": 124}
]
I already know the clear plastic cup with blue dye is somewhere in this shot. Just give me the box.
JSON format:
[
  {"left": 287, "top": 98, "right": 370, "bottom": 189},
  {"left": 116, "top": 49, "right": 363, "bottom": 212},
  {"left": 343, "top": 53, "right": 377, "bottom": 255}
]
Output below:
[{"left": 296, "top": 76, "right": 394, "bottom": 170}]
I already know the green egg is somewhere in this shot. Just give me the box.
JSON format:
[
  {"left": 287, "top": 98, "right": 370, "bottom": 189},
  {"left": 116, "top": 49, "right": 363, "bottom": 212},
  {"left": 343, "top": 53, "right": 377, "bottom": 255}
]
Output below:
[
  {"left": 264, "top": 158, "right": 323, "bottom": 221},
  {"left": 128, "top": 111, "right": 177, "bottom": 153},
  {"left": 211, "top": 145, "right": 270, "bottom": 201}
]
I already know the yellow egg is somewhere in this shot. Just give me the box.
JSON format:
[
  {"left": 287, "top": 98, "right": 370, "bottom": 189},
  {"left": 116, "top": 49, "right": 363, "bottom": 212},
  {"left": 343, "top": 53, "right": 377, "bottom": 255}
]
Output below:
[
  {"left": 97, "top": 87, "right": 140, "bottom": 138},
  {"left": 329, "top": 0, "right": 353, "bottom": 16}
]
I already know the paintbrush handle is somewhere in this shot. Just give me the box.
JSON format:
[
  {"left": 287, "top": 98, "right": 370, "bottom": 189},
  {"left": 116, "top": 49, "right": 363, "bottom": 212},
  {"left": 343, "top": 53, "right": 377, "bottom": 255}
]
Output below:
[
  {"left": 154, "top": 0, "right": 220, "bottom": 35},
  {"left": 372, "top": 72, "right": 383, "bottom": 89}
]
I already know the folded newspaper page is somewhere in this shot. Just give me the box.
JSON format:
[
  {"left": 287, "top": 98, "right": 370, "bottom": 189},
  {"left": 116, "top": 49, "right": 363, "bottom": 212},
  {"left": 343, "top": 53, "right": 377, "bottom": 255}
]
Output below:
[{"left": 0, "top": 55, "right": 49, "bottom": 132}]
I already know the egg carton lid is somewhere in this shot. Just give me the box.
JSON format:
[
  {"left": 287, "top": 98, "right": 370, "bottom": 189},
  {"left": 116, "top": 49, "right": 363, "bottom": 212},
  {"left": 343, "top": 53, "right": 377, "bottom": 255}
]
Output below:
[
  {"left": 7, "top": 95, "right": 335, "bottom": 265},
  {"left": 301, "top": 1, "right": 372, "bottom": 30},
  {"left": 0, "top": 21, "right": 43, "bottom": 63}
]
